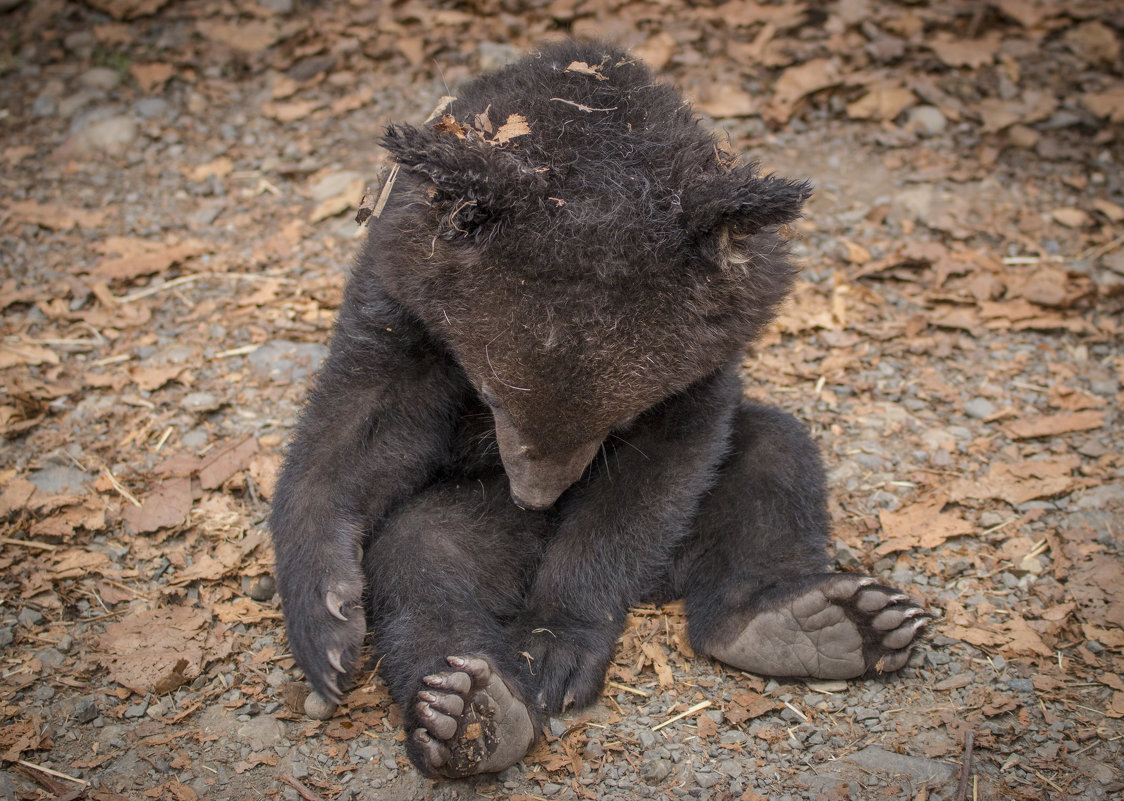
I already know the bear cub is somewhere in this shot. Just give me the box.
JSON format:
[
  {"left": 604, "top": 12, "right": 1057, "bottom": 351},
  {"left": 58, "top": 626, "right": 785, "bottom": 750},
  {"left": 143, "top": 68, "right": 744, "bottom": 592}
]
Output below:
[{"left": 271, "top": 40, "right": 928, "bottom": 778}]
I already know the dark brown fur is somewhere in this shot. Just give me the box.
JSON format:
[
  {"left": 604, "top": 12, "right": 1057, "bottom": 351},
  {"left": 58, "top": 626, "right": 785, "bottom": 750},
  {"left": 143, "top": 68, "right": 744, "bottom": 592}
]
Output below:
[{"left": 271, "top": 41, "right": 923, "bottom": 778}]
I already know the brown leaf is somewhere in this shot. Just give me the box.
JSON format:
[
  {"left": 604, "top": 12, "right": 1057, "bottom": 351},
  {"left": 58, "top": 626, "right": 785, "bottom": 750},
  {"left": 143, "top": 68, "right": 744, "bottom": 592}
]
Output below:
[
  {"left": 1051, "top": 207, "right": 1092, "bottom": 228},
  {"left": 724, "top": 690, "right": 776, "bottom": 725},
  {"left": 97, "top": 605, "right": 219, "bottom": 695},
  {"left": 876, "top": 494, "right": 974, "bottom": 555},
  {"left": 949, "top": 456, "right": 1080, "bottom": 505},
  {"left": 1007, "top": 410, "right": 1105, "bottom": 440},
  {"left": 7, "top": 200, "right": 107, "bottom": 230},
  {"left": 197, "top": 19, "right": 281, "bottom": 54},
  {"left": 261, "top": 99, "right": 324, "bottom": 123},
  {"left": 214, "top": 598, "right": 283, "bottom": 624},
  {"left": 1048, "top": 385, "right": 1106, "bottom": 412},
  {"left": 130, "top": 364, "right": 188, "bottom": 392},
  {"left": 0, "top": 475, "right": 36, "bottom": 516},
  {"left": 1081, "top": 88, "right": 1124, "bottom": 123},
  {"left": 767, "top": 58, "right": 841, "bottom": 122},
  {"left": 130, "top": 62, "right": 175, "bottom": 93},
  {"left": 0, "top": 719, "right": 41, "bottom": 763},
  {"left": 1063, "top": 21, "right": 1120, "bottom": 66},
  {"left": 1002, "top": 617, "right": 1052, "bottom": 657},
  {"left": 122, "top": 477, "right": 192, "bottom": 534},
  {"left": 84, "top": 0, "right": 170, "bottom": 19},
  {"left": 89, "top": 237, "right": 211, "bottom": 281},
  {"left": 847, "top": 83, "right": 915, "bottom": 121},
  {"left": 0, "top": 342, "right": 60, "bottom": 369},
  {"left": 693, "top": 83, "right": 757, "bottom": 118},
  {"left": 928, "top": 33, "right": 1000, "bottom": 69},
  {"left": 632, "top": 32, "right": 677, "bottom": 71},
  {"left": 493, "top": 114, "right": 532, "bottom": 145},
  {"left": 565, "top": 60, "right": 607, "bottom": 80},
  {"left": 199, "top": 436, "right": 260, "bottom": 489},
  {"left": 187, "top": 157, "right": 234, "bottom": 182},
  {"left": 641, "top": 642, "right": 674, "bottom": 689}
]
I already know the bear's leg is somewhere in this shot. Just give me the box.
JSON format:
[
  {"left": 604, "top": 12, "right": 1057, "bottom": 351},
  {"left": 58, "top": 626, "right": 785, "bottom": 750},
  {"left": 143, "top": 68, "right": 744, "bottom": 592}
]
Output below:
[
  {"left": 673, "top": 402, "right": 928, "bottom": 679},
  {"left": 365, "top": 479, "right": 542, "bottom": 778}
]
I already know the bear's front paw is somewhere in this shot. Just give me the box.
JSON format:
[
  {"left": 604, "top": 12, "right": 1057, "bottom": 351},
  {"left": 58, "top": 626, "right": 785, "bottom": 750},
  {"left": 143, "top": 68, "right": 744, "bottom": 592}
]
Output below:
[
  {"left": 408, "top": 655, "right": 537, "bottom": 778},
  {"left": 520, "top": 622, "right": 617, "bottom": 714},
  {"left": 709, "top": 573, "right": 929, "bottom": 680},
  {"left": 282, "top": 571, "right": 366, "bottom": 705}
]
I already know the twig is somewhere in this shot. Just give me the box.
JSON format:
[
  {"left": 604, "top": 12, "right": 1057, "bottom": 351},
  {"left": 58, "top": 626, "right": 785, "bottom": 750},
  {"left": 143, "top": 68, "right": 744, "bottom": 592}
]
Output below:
[
  {"left": 955, "top": 730, "right": 974, "bottom": 801},
  {"left": 115, "top": 272, "right": 292, "bottom": 304},
  {"left": 281, "top": 774, "right": 326, "bottom": 801},
  {"left": 781, "top": 700, "right": 809, "bottom": 723},
  {"left": 1079, "top": 232, "right": 1124, "bottom": 262},
  {"left": 16, "top": 759, "right": 90, "bottom": 786},
  {"left": 101, "top": 468, "right": 142, "bottom": 508},
  {"left": 216, "top": 344, "right": 260, "bottom": 358},
  {"left": 606, "top": 680, "right": 649, "bottom": 697},
  {"left": 0, "top": 536, "right": 60, "bottom": 551},
  {"left": 550, "top": 97, "right": 618, "bottom": 112},
  {"left": 652, "top": 700, "right": 711, "bottom": 731},
  {"left": 1034, "top": 771, "right": 1064, "bottom": 792}
]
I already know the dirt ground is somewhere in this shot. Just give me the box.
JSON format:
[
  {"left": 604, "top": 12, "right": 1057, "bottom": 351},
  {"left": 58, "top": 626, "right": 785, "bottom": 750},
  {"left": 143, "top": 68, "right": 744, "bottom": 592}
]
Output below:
[{"left": 1, "top": 0, "right": 1123, "bottom": 799}]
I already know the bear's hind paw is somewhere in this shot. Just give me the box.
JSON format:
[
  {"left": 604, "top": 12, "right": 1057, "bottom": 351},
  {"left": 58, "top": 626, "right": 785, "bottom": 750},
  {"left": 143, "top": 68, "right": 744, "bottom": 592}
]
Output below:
[
  {"left": 410, "top": 655, "right": 536, "bottom": 778},
  {"left": 709, "top": 574, "right": 929, "bottom": 680}
]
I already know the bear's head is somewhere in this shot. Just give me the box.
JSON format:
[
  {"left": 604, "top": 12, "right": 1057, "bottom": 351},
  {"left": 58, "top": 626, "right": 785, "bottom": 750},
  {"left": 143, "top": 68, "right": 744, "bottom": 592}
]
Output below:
[{"left": 368, "top": 43, "right": 812, "bottom": 509}]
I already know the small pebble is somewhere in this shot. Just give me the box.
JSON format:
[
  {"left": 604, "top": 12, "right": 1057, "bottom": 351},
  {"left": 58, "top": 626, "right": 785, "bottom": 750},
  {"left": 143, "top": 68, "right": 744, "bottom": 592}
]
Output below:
[
  {"left": 964, "top": 398, "right": 996, "bottom": 419},
  {"left": 250, "top": 575, "right": 276, "bottom": 601},
  {"left": 908, "top": 105, "right": 947, "bottom": 137},
  {"left": 304, "top": 690, "right": 337, "bottom": 720}
]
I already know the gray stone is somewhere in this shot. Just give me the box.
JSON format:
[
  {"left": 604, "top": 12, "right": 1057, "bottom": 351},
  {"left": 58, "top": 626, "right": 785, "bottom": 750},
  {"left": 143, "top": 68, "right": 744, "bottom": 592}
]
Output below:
[
  {"left": 908, "top": 105, "right": 947, "bottom": 137},
  {"left": 888, "top": 185, "right": 935, "bottom": 225},
  {"left": 31, "top": 94, "right": 57, "bottom": 117},
  {"left": 248, "top": 341, "right": 329, "bottom": 382},
  {"left": 35, "top": 647, "right": 66, "bottom": 667},
  {"left": 640, "top": 758, "right": 672, "bottom": 783},
  {"left": 134, "top": 98, "right": 170, "bottom": 118},
  {"left": 307, "top": 170, "right": 364, "bottom": 202},
  {"left": 57, "top": 90, "right": 101, "bottom": 118},
  {"left": 477, "top": 41, "right": 523, "bottom": 72},
  {"left": 833, "top": 538, "right": 862, "bottom": 569},
  {"left": 237, "top": 716, "right": 286, "bottom": 750},
  {"left": 1075, "top": 484, "right": 1124, "bottom": 510},
  {"left": 303, "top": 690, "right": 336, "bottom": 720},
  {"left": 694, "top": 768, "right": 721, "bottom": 788},
  {"left": 964, "top": 398, "right": 996, "bottom": 419},
  {"left": 124, "top": 699, "right": 150, "bottom": 718},
  {"left": 17, "top": 608, "right": 43, "bottom": 627},
  {"left": 182, "top": 392, "right": 223, "bottom": 414},
  {"left": 64, "top": 115, "right": 139, "bottom": 157},
  {"left": 844, "top": 745, "right": 957, "bottom": 783},
  {"left": 80, "top": 67, "right": 121, "bottom": 91},
  {"left": 250, "top": 575, "right": 276, "bottom": 601},
  {"left": 75, "top": 696, "right": 100, "bottom": 723},
  {"left": 258, "top": 0, "right": 293, "bottom": 14},
  {"left": 28, "top": 464, "right": 89, "bottom": 494}
]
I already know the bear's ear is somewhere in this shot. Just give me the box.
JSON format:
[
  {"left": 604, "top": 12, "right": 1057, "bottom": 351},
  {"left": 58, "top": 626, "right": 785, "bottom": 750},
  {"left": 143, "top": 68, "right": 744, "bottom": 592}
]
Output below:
[
  {"left": 680, "top": 165, "right": 813, "bottom": 238},
  {"left": 380, "top": 123, "right": 546, "bottom": 231}
]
